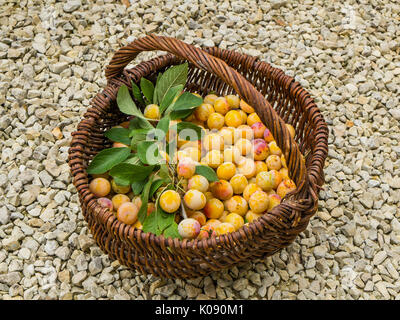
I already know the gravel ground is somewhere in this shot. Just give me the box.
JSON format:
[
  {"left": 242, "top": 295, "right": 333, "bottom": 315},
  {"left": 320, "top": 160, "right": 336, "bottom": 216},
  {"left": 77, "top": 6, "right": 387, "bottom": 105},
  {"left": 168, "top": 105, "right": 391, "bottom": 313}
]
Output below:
[{"left": 1, "top": 0, "right": 400, "bottom": 300}]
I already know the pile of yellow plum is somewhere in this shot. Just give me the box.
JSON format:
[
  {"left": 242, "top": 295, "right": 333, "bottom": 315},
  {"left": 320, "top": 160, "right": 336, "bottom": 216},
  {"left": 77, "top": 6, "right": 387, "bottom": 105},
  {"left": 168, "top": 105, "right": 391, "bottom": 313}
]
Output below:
[{"left": 89, "top": 93, "right": 297, "bottom": 241}]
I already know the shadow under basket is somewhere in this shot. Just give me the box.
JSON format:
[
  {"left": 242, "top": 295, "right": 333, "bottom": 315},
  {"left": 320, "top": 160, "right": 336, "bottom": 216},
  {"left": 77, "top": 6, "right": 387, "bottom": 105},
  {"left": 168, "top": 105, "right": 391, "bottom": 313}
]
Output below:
[{"left": 68, "top": 35, "right": 329, "bottom": 279}]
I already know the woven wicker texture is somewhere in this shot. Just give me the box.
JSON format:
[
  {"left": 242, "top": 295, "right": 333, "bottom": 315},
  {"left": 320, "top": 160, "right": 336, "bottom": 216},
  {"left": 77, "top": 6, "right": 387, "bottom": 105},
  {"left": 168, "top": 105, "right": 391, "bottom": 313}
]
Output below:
[{"left": 68, "top": 35, "right": 328, "bottom": 279}]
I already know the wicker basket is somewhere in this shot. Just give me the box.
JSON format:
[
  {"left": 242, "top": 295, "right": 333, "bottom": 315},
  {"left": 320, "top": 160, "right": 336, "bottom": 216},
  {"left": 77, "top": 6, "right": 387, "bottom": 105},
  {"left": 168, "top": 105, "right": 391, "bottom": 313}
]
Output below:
[{"left": 68, "top": 34, "right": 328, "bottom": 279}]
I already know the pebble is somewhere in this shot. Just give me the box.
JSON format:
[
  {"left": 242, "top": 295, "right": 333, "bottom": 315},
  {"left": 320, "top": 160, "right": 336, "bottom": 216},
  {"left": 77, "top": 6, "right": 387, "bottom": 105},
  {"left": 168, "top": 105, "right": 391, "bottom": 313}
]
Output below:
[
  {"left": 155, "top": 284, "right": 177, "bottom": 298},
  {"left": 88, "top": 257, "right": 103, "bottom": 275},
  {"left": 38, "top": 171, "right": 53, "bottom": 187},
  {"left": 55, "top": 247, "right": 71, "bottom": 261},
  {"left": 373, "top": 251, "right": 387, "bottom": 265},
  {"left": 232, "top": 278, "right": 248, "bottom": 291},
  {"left": 8, "top": 48, "right": 23, "bottom": 59},
  {"left": 18, "top": 248, "right": 31, "bottom": 260},
  {"left": 63, "top": 0, "right": 82, "bottom": 13},
  {"left": 78, "top": 235, "right": 95, "bottom": 252},
  {"left": 3, "top": 237, "right": 20, "bottom": 251},
  {"left": 185, "top": 284, "right": 201, "bottom": 298},
  {"left": 203, "top": 278, "right": 216, "bottom": 298},
  {"left": 313, "top": 246, "right": 327, "bottom": 259},
  {"left": 0, "top": 207, "right": 10, "bottom": 225},
  {"left": 32, "top": 35, "right": 47, "bottom": 54},
  {"left": 331, "top": 207, "right": 343, "bottom": 218},
  {"left": 50, "top": 62, "right": 69, "bottom": 75},
  {"left": 271, "top": 0, "right": 287, "bottom": 9},
  {"left": 72, "top": 271, "right": 87, "bottom": 286},
  {"left": 360, "top": 192, "right": 374, "bottom": 209},
  {"left": 0, "top": 272, "right": 22, "bottom": 286}
]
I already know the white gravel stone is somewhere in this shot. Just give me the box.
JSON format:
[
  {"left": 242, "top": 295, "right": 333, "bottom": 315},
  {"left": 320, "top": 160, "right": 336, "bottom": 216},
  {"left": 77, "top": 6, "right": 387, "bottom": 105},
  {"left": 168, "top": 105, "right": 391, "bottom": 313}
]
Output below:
[
  {"left": 0, "top": 207, "right": 10, "bottom": 225},
  {"left": 72, "top": 271, "right": 87, "bottom": 286},
  {"left": 373, "top": 251, "right": 387, "bottom": 265},
  {"left": 0, "top": 272, "right": 21, "bottom": 286},
  {"left": 271, "top": 0, "right": 287, "bottom": 9},
  {"left": 63, "top": 0, "right": 82, "bottom": 13},
  {"left": 18, "top": 248, "right": 31, "bottom": 260},
  {"left": 38, "top": 171, "right": 53, "bottom": 187},
  {"left": 55, "top": 247, "right": 71, "bottom": 261},
  {"left": 3, "top": 237, "right": 20, "bottom": 251},
  {"left": 32, "top": 34, "right": 47, "bottom": 53},
  {"left": 50, "top": 62, "right": 69, "bottom": 75}
]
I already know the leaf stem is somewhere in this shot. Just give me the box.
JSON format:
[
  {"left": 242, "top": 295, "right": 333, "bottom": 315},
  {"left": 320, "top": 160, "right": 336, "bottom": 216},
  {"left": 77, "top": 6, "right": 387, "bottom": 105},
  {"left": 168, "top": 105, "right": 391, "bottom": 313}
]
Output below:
[{"left": 180, "top": 202, "right": 188, "bottom": 219}]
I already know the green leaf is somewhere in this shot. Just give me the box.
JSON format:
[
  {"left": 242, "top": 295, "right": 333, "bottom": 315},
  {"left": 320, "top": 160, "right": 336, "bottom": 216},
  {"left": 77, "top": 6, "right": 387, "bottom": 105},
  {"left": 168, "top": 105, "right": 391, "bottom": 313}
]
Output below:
[
  {"left": 168, "top": 92, "right": 203, "bottom": 112},
  {"left": 142, "top": 210, "right": 159, "bottom": 235},
  {"left": 129, "top": 117, "right": 150, "bottom": 130},
  {"left": 154, "top": 63, "right": 188, "bottom": 105},
  {"left": 155, "top": 71, "right": 163, "bottom": 93},
  {"left": 87, "top": 147, "right": 131, "bottom": 174},
  {"left": 131, "top": 81, "right": 145, "bottom": 106},
  {"left": 130, "top": 128, "right": 150, "bottom": 151},
  {"left": 117, "top": 85, "right": 141, "bottom": 116},
  {"left": 156, "top": 116, "right": 170, "bottom": 135},
  {"left": 149, "top": 179, "right": 165, "bottom": 199},
  {"left": 158, "top": 164, "right": 171, "bottom": 183},
  {"left": 131, "top": 180, "right": 146, "bottom": 196},
  {"left": 147, "top": 129, "right": 167, "bottom": 146},
  {"left": 142, "top": 204, "right": 176, "bottom": 236},
  {"left": 138, "top": 176, "right": 154, "bottom": 223},
  {"left": 128, "top": 128, "right": 150, "bottom": 138},
  {"left": 137, "top": 140, "right": 163, "bottom": 165},
  {"left": 169, "top": 109, "right": 194, "bottom": 120},
  {"left": 122, "top": 155, "right": 141, "bottom": 165},
  {"left": 109, "top": 163, "right": 156, "bottom": 183},
  {"left": 129, "top": 118, "right": 139, "bottom": 130},
  {"left": 166, "top": 140, "right": 177, "bottom": 164},
  {"left": 113, "top": 176, "right": 131, "bottom": 186},
  {"left": 172, "top": 121, "right": 204, "bottom": 141},
  {"left": 195, "top": 165, "right": 219, "bottom": 182},
  {"left": 117, "top": 85, "right": 152, "bottom": 129},
  {"left": 163, "top": 222, "right": 182, "bottom": 240},
  {"left": 140, "top": 78, "right": 154, "bottom": 104},
  {"left": 158, "top": 209, "right": 176, "bottom": 234},
  {"left": 104, "top": 127, "right": 131, "bottom": 145},
  {"left": 160, "top": 85, "right": 184, "bottom": 114}
]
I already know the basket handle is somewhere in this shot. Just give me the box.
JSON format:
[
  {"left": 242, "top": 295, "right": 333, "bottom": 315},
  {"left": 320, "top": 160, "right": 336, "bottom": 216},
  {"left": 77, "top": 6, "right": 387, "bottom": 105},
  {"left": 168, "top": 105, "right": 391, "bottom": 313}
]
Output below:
[{"left": 105, "top": 34, "right": 308, "bottom": 191}]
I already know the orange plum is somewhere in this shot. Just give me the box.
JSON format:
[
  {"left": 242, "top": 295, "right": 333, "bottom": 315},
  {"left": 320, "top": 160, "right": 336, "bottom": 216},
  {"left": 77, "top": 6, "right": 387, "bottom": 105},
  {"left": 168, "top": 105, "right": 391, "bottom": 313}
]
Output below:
[
  {"left": 183, "top": 189, "right": 206, "bottom": 210},
  {"left": 251, "top": 122, "right": 267, "bottom": 139},
  {"left": 266, "top": 154, "right": 282, "bottom": 171},
  {"left": 210, "top": 180, "right": 234, "bottom": 201},
  {"left": 248, "top": 190, "right": 269, "bottom": 213},
  {"left": 277, "top": 179, "right": 297, "bottom": 198},
  {"left": 89, "top": 178, "right": 111, "bottom": 198},
  {"left": 224, "top": 195, "right": 248, "bottom": 216},
  {"left": 160, "top": 190, "right": 181, "bottom": 213},
  {"left": 194, "top": 103, "right": 215, "bottom": 122},
  {"left": 197, "top": 224, "right": 217, "bottom": 240},
  {"left": 178, "top": 218, "right": 201, "bottom": 239},
  {"left": 112, "top": 194, "right": 130, "bottom": 211},
  {"left": 252, "top": 139, "right": 269, "bottom": 161},
  {"left": 267, "top": 193, "right": 282, "bottom": 211},
  {"left": 117, "top": 202, "right": 139, "bottom": 225},
  {"left": 203, "top": 198, "right": 224, "bottom": 219},
  {"left": 263, "top": 128, "right": 274, "bottom": 143}
]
